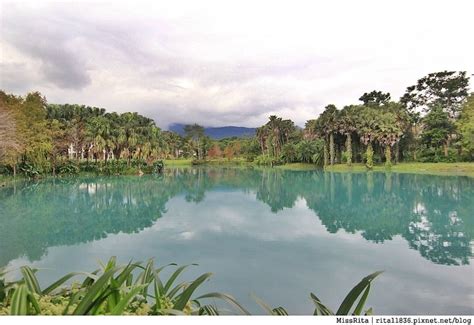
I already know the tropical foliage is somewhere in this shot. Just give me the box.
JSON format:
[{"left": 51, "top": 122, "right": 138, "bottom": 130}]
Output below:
[
  {"left": 0, "top": 257, "right": 381, "bottom": 315},
  {"left": 1, "top": 70, "right": 472, "bottom": 177}
]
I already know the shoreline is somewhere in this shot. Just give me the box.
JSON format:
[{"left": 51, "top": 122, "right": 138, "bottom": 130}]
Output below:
[
  {"left": 1, "top": 161, "right": 473, "bottom": 184},
  {"left": 323, "top": 162, "right": 474, "bottom": 178}
]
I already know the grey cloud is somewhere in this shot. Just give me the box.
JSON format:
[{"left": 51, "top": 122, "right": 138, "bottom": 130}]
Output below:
[
  {"left": 1, "top": 1, "right": 472, "bottom": 127},
  {"left": 0, "top": 62, "right": 37, "bottom": 92},
  {"left": 1, "top": 9, "right": 91, "bottom": 89}
]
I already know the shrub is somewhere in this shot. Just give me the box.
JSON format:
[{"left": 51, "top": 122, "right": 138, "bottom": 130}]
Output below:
[
  {"left": 0, "top": 257, "right": 382, "bottom": 316},
  {"left": 57, "top": 161, "right": 79, "bottom": 176},
  {"left": 254, "top": 155, "right": 283, "bottom": 166},
  {"left": 419, "top": 147, "right": 458, "bottom": 163}
]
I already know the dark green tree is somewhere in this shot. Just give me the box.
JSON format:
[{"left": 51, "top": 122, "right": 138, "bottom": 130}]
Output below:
[
  {"left": 421, "top": 105, "right": 455, "bottom": 156},
  {"left": 359, "top": 90, "right": 391, "bottom": 107},
  {"left": 401, "top": 71, "right": 469, "bottom": 118}
]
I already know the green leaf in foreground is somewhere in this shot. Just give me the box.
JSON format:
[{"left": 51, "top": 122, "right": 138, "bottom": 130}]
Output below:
[
  {"left": 173, "top": 272, "right": 212, "bottom": 311},
  {"left": 336, "top": 271, "right": 383, "bottom": 315},
  {"left": 10, "top": 284, "right": 29, "bottom": 315}
]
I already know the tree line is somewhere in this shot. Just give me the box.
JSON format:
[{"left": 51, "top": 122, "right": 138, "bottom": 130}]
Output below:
[
  {"left": 255, "top": 71, "right": 473, "bottom": 167},
  {"left": 1, "top": 70, "right": 473, "bottom": 176}
]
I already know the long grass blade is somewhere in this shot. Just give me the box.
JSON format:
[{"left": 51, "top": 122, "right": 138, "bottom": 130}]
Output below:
[
  {"left": 28, "top": 291, "right": 41, "bottom": 314},
  {"left": 81, "top": 269, "right": 100, "bottom": 288},
  {"left": 20, "top": 266, "right": 41, "bottom": 295},
  {"left": 251, "top": 293, "right": 274, "bottom": 315},
  {"left": 199, "top": 305, "right": 219, "bottom": 315},
  {"left": 42, "top": 272, "right": 97, "bottom": 295},
  {"left": 72, "top": 267, "right": 118, "bottom": 315},
  {"left": 110, "top": 285, "right": 146, "bottom": 315},
  {"left": 196, "top": 292, "right": 250, "bottom": 315},
  {"left": 272, "top": 306, "right": 289, "bottom": 315},
  {"left": 173, "top": 273, "right": 212, "bottom": 311},
  {"left": 10, "top": 284, "right": 29, "bottom": 315},
  {"left": 353, "top": 283, "right": 371, "bottom": 315},
  {"left": 167, "top": 282, "right": 188, "bottom": 299},
  {"left": 163, "top": 264, "right": 196, "bottom": 294},
  {"left": 336, "top": 271, "right": 383, "bottom": 315},
  {"left": 310, "top": 293, "right": 334, "bottom": 315}
]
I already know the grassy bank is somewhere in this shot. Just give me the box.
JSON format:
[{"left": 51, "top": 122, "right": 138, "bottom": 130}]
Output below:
[
  {"left": 325, "top": 162, "right": 474, "bottom": 177},
  {"left": 163, "top": 159, "right": 193, "bottom": 166},
  {"left": 274, "top": 163, "right": 320, "bottom": 171}
]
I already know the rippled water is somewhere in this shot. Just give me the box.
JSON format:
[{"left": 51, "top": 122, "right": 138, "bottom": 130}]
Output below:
[{"left": 1, "top": 167, "right": 473, "bottom": 314}]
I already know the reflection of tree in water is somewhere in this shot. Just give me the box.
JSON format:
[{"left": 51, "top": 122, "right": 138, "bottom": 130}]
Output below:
[
  {"left": 0, "top": 168, "right": 472, "bottom": 266},
  {"left": 256, "top": 170, "right": 299, "bottom": 213},
  {"left": 302, "top": 172, "right": 413, "bottom": 243},
  {"left": 299, "top": 172, "right": 473, "bottom": 266},
  {"left": 402, "top": 175, "right": 474, "bottom": 265},
  {"left": 0, "top": 176, "right": 179, "bottom": 265}
]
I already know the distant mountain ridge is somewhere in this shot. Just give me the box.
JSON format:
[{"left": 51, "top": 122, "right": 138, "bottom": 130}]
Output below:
[{"left": 168, "top": 123, "right": 256, "bottom": 140}]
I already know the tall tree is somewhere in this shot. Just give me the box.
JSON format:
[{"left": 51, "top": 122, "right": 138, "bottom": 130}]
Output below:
[
  {"left": 313, "top": 104, "right": 339, "bottom": 166},
  {"left": 359, "top": 90, "right": 391, "bottom": 107},
  {"left": 421, "top": 105, "right": 455, "bottom": 156},
  {"left": 457, "top": 94, "right": 474, "bottom": 160},
  {"left": 184, "top": 124, "right": 205, "bottom": 160},
  {"left": 401, "top": 71, "right": 469, "bottom": 118},
  {"left": 0, "top": 102, "right": 21, "bottom": 175},
  {"left": 338, "top": 105, "right": 359, "bottom": 166}
]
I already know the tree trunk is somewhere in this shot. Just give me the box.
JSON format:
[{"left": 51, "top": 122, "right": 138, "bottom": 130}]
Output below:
[
  {"left": 443, "top": 142, "right": 448, "bottom": 157},
  {"left": 366, "top": 143, "right": 373, "bottom": 169},
  {"left": 394, "top": 143, "right": 399, "bottom": 164},
  {"left": 323, "top": 139, "right": 329, "bottom": 168},
  {"left": 329, "top": 133, "right": 335, "bottom": 165},
  {"left": 13, "top": 164, "right": 16, "bottom": 178},
  {"left": 346, "top": 134, "right": 352, "bottom": 166},
  {"left": 385, "top": 146, "right": 392, "bottom": 167}
]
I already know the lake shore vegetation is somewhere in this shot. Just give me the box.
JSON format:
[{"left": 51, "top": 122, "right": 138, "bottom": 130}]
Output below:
[{"left": 1, "top": 70, "right": 473, "bottom": 178}]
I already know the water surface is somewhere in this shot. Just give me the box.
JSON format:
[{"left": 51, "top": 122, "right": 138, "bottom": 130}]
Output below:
[{"left": 1, "top": 168, "right": 473, "bottom": 314}]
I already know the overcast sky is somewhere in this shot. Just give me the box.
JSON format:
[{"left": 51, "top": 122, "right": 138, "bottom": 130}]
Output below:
[{"left": 1, "top": 0, "right": 473, "bottom": 128}]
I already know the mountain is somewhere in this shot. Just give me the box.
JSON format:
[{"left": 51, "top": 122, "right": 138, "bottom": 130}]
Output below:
[{"left": 168, "top": 123, "right": 256, "bottom": 140}]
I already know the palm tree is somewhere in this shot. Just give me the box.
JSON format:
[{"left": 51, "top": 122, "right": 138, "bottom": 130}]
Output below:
[
  {"left": 355, "top": 107, "right": 378, "bottom": 169},
  {"left": 375, "top": 111, "right": 404, "bottom": 167},
  {"left": 184, "top": 124, "right": 205, "bottom": 160},
  {"left": 313, "top": 105, "right": 339, "bottom": 166},
  {"left": 338, "top": 106, "right": 358, "bottom": 166},
  {"left": 86, "top": 116, "right": 110, "bottom": 162}
]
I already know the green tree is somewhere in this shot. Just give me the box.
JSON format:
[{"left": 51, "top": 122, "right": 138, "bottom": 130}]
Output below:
[
  {"left": 337, "top": 106, "right": 358, "bottom": 166},
  {"left": 457, "top": 94, "right": 474, "bottom": 160},
  {"left": 313, "top": 104, "right": 339, "bottom": 166},
  {"left": 184, "top": 124, "right": 205, "bottom": 160},
  {"left": 359, "top": 90, "right": 391, "bottom": 107},
  {"left": 401, "top": 71, "right": 469, "bottom": 118},
  {"left": 421, "top": 105, "right": 455, "bottom": 156}
]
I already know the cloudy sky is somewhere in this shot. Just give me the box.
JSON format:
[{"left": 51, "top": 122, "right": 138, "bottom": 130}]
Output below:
[{"left": 1, "top": 0, "right": 473, "bottom": 128}]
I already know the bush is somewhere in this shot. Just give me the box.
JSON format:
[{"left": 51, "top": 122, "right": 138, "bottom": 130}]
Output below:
[
  {"left": 0, "top": 257, "right": 382, "bottom": 316},
  {"left": 341, "top": 151, "right": 349, "bottom": 163},
  {"left": 18, "top": 161, "right": 41, "bottom": 178},
  {"left": 0, "top": 165, "right": 13, "bottom": 175},
  {"left": 419, "top": 147, "right": 458, "bottom": 163},
  {"left": 57, "top": 161, "right": 79, "bottom": 175},
  {"left": 254, "top": 155, "right": 283, "bottom": 166}
]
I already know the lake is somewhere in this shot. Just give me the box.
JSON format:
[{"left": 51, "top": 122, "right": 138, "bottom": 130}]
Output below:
[{"left": 0, "top": 167, "right": 473, "bottom": 314}]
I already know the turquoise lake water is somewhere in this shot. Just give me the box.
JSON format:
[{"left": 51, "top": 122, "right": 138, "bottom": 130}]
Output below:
[{"left": 1, "top": 167, "right": 473, "bottom": 314}]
